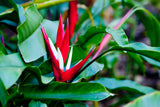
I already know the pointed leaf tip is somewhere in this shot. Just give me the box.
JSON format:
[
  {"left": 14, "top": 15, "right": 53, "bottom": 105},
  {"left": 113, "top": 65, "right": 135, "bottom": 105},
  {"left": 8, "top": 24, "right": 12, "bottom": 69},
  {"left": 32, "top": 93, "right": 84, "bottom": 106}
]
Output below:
[
  {"left": 69, "top": 1, "right": 78, "bottom": 38},
  {"left": 60, "top": 20, "right": 70, "bottom": 63},
  {"left": 56, "top": 15, "right": 65, "bottom": 49}
]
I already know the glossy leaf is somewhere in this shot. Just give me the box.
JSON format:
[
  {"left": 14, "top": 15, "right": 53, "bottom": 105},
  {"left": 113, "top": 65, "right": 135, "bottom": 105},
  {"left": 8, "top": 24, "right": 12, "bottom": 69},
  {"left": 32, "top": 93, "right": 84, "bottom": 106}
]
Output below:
[
  {"left": 77, "top": 26, "right": 105, "bottom": 49},
  {"left": 0, "top": 53, "right": 26, "bottom": 89},
  {"left": 39, "top": 59, "right": 53, "bottom": 75},
  {"left": 20, "top": 82, "right": 111, "bottom": 101},
  {"left": 0, "top": 78, "right": 8, "bottom": 107},
  {"left": 0, "top": 43, "right": 7, "bottom": 54},
  {"left": 23, "top": 66, "right": 54, "bottom": 85},
  {"left": 106, "top": 28, "right": 145, "bottom": 73},
  {"left": 124, "top": 92, "right": 160, "bottom": 107},
  {"left": 8, "top": 0, "right": 25, "bottom": 24},
  {"left": 106, "top": 27, "right": 128, "bottom": 46},
  {"left": 107, "top": 43, "right": 160, "bottom": 62},
  {"left": 142, "top": 56, "right": 160, "bottom": 68},
  {"left": 91, "top": 78, "right": 156, "bottom": 94},
  {"left": 74, "top": 61, "right": 104, "bottom": 81},
  {"left": 18, "top": 5, "right": 59, "bottom": 62},
  {"left": 134, "top": 8, "right": 160, "bottom": 47},
  {"left": 108, "top": 2, "right": 160, "bottom": 47}
]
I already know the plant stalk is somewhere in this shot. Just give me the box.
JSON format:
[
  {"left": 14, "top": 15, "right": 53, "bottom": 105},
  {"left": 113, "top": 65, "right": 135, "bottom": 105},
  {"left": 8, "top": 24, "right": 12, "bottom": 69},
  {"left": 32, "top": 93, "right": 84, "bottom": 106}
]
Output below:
[{"left": 0, "top": 0, "right": 74, "bottom": 16}]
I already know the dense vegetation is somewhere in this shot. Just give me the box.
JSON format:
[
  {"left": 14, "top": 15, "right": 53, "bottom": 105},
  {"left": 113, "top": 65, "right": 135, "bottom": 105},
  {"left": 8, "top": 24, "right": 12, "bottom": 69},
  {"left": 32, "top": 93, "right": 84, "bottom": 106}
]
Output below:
[{"left": 0, "top": 0, "right": 160, "bottom": 107}]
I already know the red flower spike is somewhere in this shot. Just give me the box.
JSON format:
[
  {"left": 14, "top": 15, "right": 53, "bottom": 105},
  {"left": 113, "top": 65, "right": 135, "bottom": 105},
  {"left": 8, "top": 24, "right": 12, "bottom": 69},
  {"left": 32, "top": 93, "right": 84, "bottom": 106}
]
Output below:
[
  {"left": 41, "top": 16, "right": 93, "bottom": 82},
  {"left": 60, "top": 20, "right": 69, "bottom": 63},
  {"left": 41, "top": 24, "right": 60, "bottom": 80},
  {"left": 61, "top": 49, "right": 94, "bottom": 82},
  {"left": 69, "top": 0, "right": 78, "bottom": 38},
  {"left": 56, "top": 14, "right": 65, "bottom": 48}
]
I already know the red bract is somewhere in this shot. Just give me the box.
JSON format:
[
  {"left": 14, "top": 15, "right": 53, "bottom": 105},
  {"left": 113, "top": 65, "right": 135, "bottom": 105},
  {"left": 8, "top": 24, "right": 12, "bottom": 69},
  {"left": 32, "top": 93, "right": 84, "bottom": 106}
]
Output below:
[
  {"left": 41, "top": 16, "right": 93, "bottom": 82},
  {"left": 69, "top": 0, "right": 78, "bottom": 38}
]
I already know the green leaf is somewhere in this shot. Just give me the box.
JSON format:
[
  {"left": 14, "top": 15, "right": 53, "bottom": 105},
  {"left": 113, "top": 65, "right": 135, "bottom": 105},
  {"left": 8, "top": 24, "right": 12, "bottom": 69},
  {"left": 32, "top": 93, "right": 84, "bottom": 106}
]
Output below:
[
  {"left": 71, "top": 46, "right": 87, "bottom": 64},
  {"left": 74, "top": 61, "right": 104, "bottom": 81},
  {"left": 29, "top": 100, "right": 47, "bottom": 107},
  {"left": 39, "top": 59, "right": 52, "bottom": 75},
  {"left": 124, "top": 92, "right": 160, "bottom": 107},
  {"left": 107, "top": 43, "right": 160, "bottom": 62},
  {"left": 106, "top": 28, "right": 145, "bottom": 73},
  {"left": 0, "top": 53, "right": 26, "bottom": 89},
  {"left": 18, "top": 5, "right": 59, "bottom": 62},
  {"left": 0, "top": 43, "right": 7, "bottom": 54},
  {"left": 8, "top": 0, "right": 25, "bottom": 24},
  {"left": 142, "top": 56, "right": 160, "bottom": 68},
  {"left": 20, "top": 82, "right": 111, "bottom": 101},
  {"left": 127, "top": 52, "right": 145, "bottom": 73},
  {"left": 0, "top": 78, "right": 8, "bottom": 107},
  {"left": 106, "top": 27, "right": 129, "bottom": 46},
  {"left": 135, "top": 8, "right": 160, "bottom": 47},
  {"left": 23, "top": 66, "right": 54, "bottom": 85},
  {"left": 91, "top": 78, "right": 156, "bottom": 94},
  {"left": 64, "top": 102, "right": 88, "bottom": 107},
  {"left": 77, "top": 26, "right": 106, "bottom": 49}
]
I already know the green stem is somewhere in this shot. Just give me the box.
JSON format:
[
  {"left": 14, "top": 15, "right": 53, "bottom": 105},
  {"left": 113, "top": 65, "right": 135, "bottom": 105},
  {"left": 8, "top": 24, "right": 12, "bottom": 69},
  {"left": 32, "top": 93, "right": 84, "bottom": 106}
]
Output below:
[
  {"left": 78, "top": 4, "right": 95, "bottom": 26},
  {"left": 0, "top": 0, "right": 74, "bottom": 16},
  {"left": 36, "top": 0, "right": 74, "bottom": 9}
]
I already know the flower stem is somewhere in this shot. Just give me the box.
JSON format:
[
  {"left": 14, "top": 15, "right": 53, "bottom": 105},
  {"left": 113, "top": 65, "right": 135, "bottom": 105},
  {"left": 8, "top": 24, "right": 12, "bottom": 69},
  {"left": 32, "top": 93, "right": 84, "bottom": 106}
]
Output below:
[
  {"left": 0, "top": 0, "right": 74, "bottom": 16},
  {"left": 78, "top": 4, "right": 95, "bottom": 26}
]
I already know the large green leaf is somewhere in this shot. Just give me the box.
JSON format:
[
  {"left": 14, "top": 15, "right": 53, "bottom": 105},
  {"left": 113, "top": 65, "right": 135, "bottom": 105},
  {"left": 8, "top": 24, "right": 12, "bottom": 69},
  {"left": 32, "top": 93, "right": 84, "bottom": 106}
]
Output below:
[
  {"left": 20, "top": 82, "right": 111, "bottom": 101},
  {"left": 108, "top": 3, "right": 160, "bottom": 47},
  {"left": 17, "top": 5, "right": 59, "bottom": 62},
  {"left": 82, "top": 42, "right": 160, "bottom": 81},
  {"left": 93, "top": 42, "right": 158, "bottom": 74},
  {"left": 134, "top": 8, "right": 160, "bottom": 47},
  {"left": 142, "top": 56, "right": 160, "bottom": 68},
  {"left": 106, "top": 27, "right": 128, "bottom": 46},
  {"left": 0, "top": 43, "right": 7, "bottom": 54},
  {"left": 0, "top": 53, "right": 26, "bottom": 89},
  {"left": 8, "top": 0, "right": 25, "bottom": 24},
  {"left": 39, "top": 59, "right": 52, "bottom": 75},
  {"left": 0, "top": 78, "right": 8, "bottom": 107},
  {"left": 74, "top": 61, "right": 104, "bottom": 81},
  {"left": 124, "top": 92, "right": 160, "bottom": 107},
  {"left": 91, "top": 78, "right": 156, "bottom": 94},
  {"left": 77, "top": 26, "right": 106, "bottom": 49},
  {"left": 22, "top": 66, "right": 53, "bottom": 85},
  {"left": 107, "top": 43, "right": 160, "bottom": 62},
  {"left": 106, "top": 28, "right": 145, "bottom": 73}
]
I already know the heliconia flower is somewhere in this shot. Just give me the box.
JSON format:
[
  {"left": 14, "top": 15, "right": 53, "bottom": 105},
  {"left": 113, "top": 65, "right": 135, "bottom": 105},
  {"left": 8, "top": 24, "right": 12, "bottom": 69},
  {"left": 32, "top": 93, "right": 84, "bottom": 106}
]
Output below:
[
  {"left": 1, "top": 33, "right": 5, "bottom": 47},
  {"left": 92, "top": 9, "right": 133, "bottom": 59},
  {"left": 41, "top": 16, "right": 93, "bottom": 82},
  {"left": 69, "top": 0, "right": 78, "bottom": 38}
]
